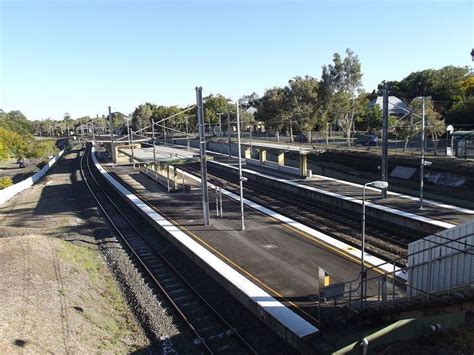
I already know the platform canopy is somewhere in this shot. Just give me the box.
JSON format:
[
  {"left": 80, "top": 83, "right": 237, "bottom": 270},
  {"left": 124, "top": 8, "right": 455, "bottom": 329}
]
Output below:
[
  {"left": 117, "top": 145, "right": 208, "bottom": 165},
  {"left": 94, "top": 134, "right": 149, "bottom": 143}
]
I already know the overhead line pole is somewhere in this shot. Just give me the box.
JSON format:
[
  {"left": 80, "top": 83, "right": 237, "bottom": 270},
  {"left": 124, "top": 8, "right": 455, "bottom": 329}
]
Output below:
[
  {"left": 108, "top": 106, "right": 115, "bottom": 165},
  {"left": 381, "top": 82, "right": 389, "bottom": 198},
  {"left": 196, "top": 87, "right": 210, "bottom": 225},
  {"left": 227, "top": 103, "right": 232, "bottom": 158}
]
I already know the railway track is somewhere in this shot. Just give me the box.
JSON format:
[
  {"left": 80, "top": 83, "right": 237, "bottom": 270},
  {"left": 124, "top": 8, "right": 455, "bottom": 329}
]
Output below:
[
  {"left": 80, "top": 144, "right": 257, "bottom": 354},
  {"left": 181, "top": 162, "right": 410, "bottom": 264}
]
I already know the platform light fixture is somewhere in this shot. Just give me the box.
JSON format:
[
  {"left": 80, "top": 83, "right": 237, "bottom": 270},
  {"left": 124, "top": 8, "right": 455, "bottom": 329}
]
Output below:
[{"left": 360, "top": 180, "right": 388, "bottom": 309}]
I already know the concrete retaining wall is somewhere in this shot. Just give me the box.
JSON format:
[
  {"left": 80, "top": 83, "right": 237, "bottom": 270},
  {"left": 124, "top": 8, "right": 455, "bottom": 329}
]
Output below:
[{"left": 0, "top": 149, "right": 65, "bottom": 205}]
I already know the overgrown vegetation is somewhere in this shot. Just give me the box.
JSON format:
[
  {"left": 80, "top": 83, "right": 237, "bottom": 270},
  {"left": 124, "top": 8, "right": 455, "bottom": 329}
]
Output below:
[
  {"left": 57, "top": 240, "right": 142, "bottom": 349},
  {"left": 0, "top": 110, "right": 58, "bottom": 161},
  {"left": 0, "top": 176, "right": 13, "bottom": 189}
]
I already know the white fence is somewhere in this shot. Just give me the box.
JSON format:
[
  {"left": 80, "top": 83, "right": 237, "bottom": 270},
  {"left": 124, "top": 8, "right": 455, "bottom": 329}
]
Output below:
[
  {"left": 0, "top": 149, "right": 65, "bottom": 205},
  {"left": 408, "top": 221, "right": 474, "bottom": 296}
]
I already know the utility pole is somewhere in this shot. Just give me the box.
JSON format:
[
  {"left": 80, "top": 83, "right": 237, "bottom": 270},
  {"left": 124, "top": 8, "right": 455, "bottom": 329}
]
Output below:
[
  {"left": 381, "top": 82, "right": 389, "bottom": 198},
  {"left": 227, "top": 104, "right": 232, "bottom": 158},
  {"left": 108, "top": 106, "right": 115, "bottom": 164},
  {"left": 92, "top": 114, "right": 97, "bottom": 146},
  {"left": 420, "top": 95, "right": 426, "bottom": 209},
  {"left": 196, "top": 87, "right": 210, "bottom": 225}
]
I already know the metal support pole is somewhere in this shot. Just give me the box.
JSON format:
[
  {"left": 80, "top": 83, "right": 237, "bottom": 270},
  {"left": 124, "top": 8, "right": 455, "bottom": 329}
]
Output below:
[
  {"left": 131, "top": 129, "right": 135, "bottom": 168},
  {"left": 152, "top": 119, "right": 156, "bottom": 163},
  {"left": 108, "top": 106, "right": 115, "bottom": 164},
  {"left": 215, "top": 186, "right": 219, "bottom": 217},
  {"left": 164, "top": 121, "right": 167, "bottom": 145},
  {"left": 236, "top": 102, "right": 245, "bottom": 231},
  {"left": 196, "top": 87, "right": 210, "bottom": 225},
  {"left": 227, "top": 104, "right": 232, "bottom": 158},
  {"left": 420, "top": 96, "right": 425, "bottom": 209},
  {"left": 361, "top": 183, "right": 367, "bottom": 310},
  {"left": 185, "top": 116, "right": 190, "bottom": 150},
  {"left": 126, "top": 114, "right": 130, "bottom": 147},
  {"left": 381, "top": 83, "right": 389, "bottom": 198},
  {"left": 219, "top": 187, "right": 223, "bottom": 218}
]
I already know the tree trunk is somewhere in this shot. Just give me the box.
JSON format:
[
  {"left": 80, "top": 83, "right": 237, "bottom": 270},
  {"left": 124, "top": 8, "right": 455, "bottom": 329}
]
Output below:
[
  {"left": 325, "top": 123, "right": 329, "bottom": 145},
  {"left": 403, "top": 136, "right": 409, "bottom": 152}
]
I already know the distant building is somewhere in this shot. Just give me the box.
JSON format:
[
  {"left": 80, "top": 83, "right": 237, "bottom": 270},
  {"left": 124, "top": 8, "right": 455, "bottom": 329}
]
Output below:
[
  {"left": 369, "top": 96, "right": 409, "bottom": 117},
  {"left": 245, "top": 106, "right": 258, "bottom": 115}
]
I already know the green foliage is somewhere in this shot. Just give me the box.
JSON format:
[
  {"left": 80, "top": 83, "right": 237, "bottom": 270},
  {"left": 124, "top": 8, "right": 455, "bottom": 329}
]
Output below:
[
  {"left": 27, "top": 140, "right": 57, "bottom": 158},
  {"left": 447, "top": 96, "right": 474, "bottom": 125},
  {"left": 254, "top": 87, "right": 288, "bottom": 132},
  {"left": 0, "top": 110, "right": 33, "bottom": 137},
  {"left": 461, "top": 77, "right": 474, "bottom": 98},
  {"left": 131, "top": 103, "right": 154, "bottom": 130},
  {"left": 0, "top": 176, "right": 13, "bottom": 190},
  {"left": 203, "top": 94, "right": 228, "bottom": 125},
  {"left": 319, "top": 49, "right": 363, "bottom": 143},
  {"left": 377, "top": 66, "right": 468, "bottom": 111},
  {"left": 0, "top": 127, "right": 29, "bottom": 160},
  {"left": 354, "top": 95, "right": 383, "bottom": 131}
]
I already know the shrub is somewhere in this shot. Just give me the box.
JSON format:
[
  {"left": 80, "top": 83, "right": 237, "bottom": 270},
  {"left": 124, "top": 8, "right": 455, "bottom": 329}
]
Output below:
[{"left": 0, "top": 176, "right": 13, "bottom": 189}]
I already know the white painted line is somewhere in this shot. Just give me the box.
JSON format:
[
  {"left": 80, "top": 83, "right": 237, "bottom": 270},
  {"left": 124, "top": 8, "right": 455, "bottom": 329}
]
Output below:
[
  {"left": 91, "top": 147, "right": 318, "bottom": 338},
  {"left": 307, "top": 172, "right": 474, "bottom": 215},
  {"left": 210, "top": 160, "right": 456, "bottom": 230},
  {"left": 177, "top": 168, "right": 406, "bottom": 280}
]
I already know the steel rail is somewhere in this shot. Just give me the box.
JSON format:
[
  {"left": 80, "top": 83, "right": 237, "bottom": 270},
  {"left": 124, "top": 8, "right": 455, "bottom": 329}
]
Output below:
[{"left": 80, "top": 144, "right": 257, "bottom": 354}]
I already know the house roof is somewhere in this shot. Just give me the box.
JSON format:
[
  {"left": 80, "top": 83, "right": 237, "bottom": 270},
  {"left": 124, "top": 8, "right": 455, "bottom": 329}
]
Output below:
[{"left": 369, "top": 96, "right": 409, "bottom": 116}]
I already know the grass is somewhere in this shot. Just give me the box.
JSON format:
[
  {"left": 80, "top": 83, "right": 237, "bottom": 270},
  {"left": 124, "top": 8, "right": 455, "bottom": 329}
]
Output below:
[{"left": 56, "top": 239, "right": 143, "bottom": 351}]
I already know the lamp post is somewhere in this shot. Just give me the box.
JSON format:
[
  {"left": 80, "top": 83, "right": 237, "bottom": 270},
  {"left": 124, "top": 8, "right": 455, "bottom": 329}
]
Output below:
[
  {"left": 236, "top": 101, "right": 246, "bottom": 231},
  {"left": 361, "top": 180, "right": 388, "bottom": 309},
  {"left": 420, "top": 96, "right": 426, "bottom": 209},
  {"left": 229, "top": 99, "right": 246, "bottom": 231}
]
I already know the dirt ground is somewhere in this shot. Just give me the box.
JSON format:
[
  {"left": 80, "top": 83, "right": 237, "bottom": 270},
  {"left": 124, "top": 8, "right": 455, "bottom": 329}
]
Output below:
[
  {"left": 0, "top": 235, "right": 147, "bottom": 353},
  {"left": 0, "top": 146, "right": 149, "bottom": 353}
]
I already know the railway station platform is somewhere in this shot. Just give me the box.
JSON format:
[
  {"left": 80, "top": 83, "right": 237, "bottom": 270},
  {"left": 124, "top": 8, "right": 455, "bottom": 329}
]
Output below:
[
  {"left": 238, "top": 161, "right": 474, "bottom": 228},
  {"left": 94, "top": 152, "right": 400, "bottom": 350},
  {"left": 118, "top": 143, "right": 473, "bottom": 235},
  {"left": 137, "top": 143, "right": 473, "bottom": 228}
]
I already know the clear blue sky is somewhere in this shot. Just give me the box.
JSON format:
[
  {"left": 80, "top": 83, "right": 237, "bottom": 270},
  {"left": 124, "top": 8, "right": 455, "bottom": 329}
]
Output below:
[{"left": 1, "top": 0, "right": 472, "bottom": 120}]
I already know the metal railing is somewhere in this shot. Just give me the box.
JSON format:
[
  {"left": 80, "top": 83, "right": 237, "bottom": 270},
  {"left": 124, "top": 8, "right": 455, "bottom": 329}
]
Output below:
[{"left": 321, "top": 232, "right": 474, "bottom": 320}]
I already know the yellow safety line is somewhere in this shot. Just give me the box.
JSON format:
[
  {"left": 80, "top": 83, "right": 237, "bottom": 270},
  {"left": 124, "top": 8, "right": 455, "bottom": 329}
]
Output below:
[{"left": 105, "top": 167, "right": 320, "bottom": 324}]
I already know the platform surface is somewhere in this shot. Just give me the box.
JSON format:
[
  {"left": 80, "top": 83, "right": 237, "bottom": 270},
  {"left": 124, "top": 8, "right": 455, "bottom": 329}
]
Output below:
[
  {"left": 104, "top": 163, "right": 382, "bottom": 326},
  {"left": 216, "top": 159, "right": 473, "bottom": 228}
]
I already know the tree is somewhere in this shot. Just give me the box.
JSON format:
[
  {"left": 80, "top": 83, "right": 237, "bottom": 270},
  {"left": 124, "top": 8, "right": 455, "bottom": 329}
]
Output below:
[
  {"left": 131, "top": 103, "right": 154, "bottom": 131},
  {"left": 354, "top": 95, "right": 382, "bottom": 132},
  {"left": 203, "top": 94, "right": 228, "bottom": 126},
  {"left": 411, "top": 97, "right": 445, "bottom": 155},
  {"left": 376, "top": 66, "right": 468, "bottom": 112},
  {"left": 461, "top": 76, "right": 474, "bottom": 97},
  {"left": 447, "top": 96, "right": 474, "bottom": 126},
  {"left": 284, "top": 76, "right": 319, "bottom": 140},
  {"left": 254, "top": 87, "right": 289, "bottom": 135},
  {"left": 319, "top": 49, "right": 363, "bottom": 145}
]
